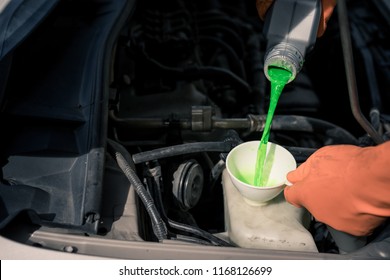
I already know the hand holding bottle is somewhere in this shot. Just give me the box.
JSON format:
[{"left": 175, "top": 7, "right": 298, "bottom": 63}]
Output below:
[{"left": 256, "top": 0, "right": 337, "bottom": 36}]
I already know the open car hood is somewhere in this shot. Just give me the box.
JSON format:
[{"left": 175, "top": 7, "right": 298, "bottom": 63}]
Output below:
[{"left": 0, "top": 0, "right": 60, "bottom": 60}]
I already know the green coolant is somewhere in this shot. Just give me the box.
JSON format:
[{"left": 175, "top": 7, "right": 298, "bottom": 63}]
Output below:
[
  {"left": 235, "top": 169, "right": 279, "bottom": 187},
  {"left": 253, "top": 67, "right": 292, "bottom": 186}
]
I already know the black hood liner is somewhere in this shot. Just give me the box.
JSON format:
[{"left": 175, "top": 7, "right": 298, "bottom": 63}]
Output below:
[{"left": 0, "top": 0, "right": 136, "bottom": 233}]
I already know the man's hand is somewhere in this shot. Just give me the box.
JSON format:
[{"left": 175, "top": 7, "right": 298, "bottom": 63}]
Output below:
[{"left": 256, "top": 0, "right": 337, "bottom": 37}]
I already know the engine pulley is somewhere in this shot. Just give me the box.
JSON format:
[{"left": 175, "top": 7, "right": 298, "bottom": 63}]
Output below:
[{"left": 172, "top": 160, "right": 204, "bottom": 211}]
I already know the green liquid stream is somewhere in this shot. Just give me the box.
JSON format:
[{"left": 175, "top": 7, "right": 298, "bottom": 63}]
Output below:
[{"left": 253, "top": 67, "right": 292, "bottom": 186}]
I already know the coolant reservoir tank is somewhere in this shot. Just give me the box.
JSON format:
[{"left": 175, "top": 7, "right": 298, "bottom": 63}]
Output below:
[{"left": 222, "top": 170, "right": 318, "bottom": 252}]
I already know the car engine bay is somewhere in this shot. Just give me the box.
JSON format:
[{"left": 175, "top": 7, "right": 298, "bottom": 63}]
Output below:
[{"left": 1, "top": 0, "right": 390, "bottom": 259}]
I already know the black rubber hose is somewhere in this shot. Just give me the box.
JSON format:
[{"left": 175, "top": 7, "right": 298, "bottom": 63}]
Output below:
[
  {"left": 270, "top": 115, "right": 359, "bottom": 145},
  {"left": 133, "top": 141, "right": 233, "bottom": 164},
  {"left": 107, "top": 140, "right": 167, "bottom": 241}
]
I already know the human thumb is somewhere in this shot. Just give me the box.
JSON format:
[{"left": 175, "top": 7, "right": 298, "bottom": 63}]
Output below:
[
  {"left": 286, "top": 161, "right": 311, "bottom": 183},
  {"left": 284, "top": 184, "right": 303, "bottom": 208}
]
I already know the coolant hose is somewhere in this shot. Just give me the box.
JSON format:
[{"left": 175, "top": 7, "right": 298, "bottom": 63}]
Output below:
[
  {"left": 133, "top": 142, "right": 230, "bottom": 164},
  {"left": 108, "top": 140, "right": 167, "bottom": 241},
  {"left": 133, "top": 131, "right": 242, "bottom": 164},
  {"left": 269, "top": 115, "right": 358, "bottom": 145}
]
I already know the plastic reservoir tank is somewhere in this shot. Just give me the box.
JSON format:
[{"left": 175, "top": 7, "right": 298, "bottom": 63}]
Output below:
[{"left": 222, "top": 170, "right": 318, "bottom": 252}]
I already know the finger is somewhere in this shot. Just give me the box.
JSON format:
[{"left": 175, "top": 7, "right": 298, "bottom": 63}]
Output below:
[
  {"left": 284, "top": 185, "right": 303, "bottom": 208},
  {"left": 256, "top": 0, "right": 274, "bottom": 20},
  {"left": 287, "top": 160, "right": 311, "bottom": 183},
  {"left": 317, "top": 0, "right": 337, "bottom": 37}
]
